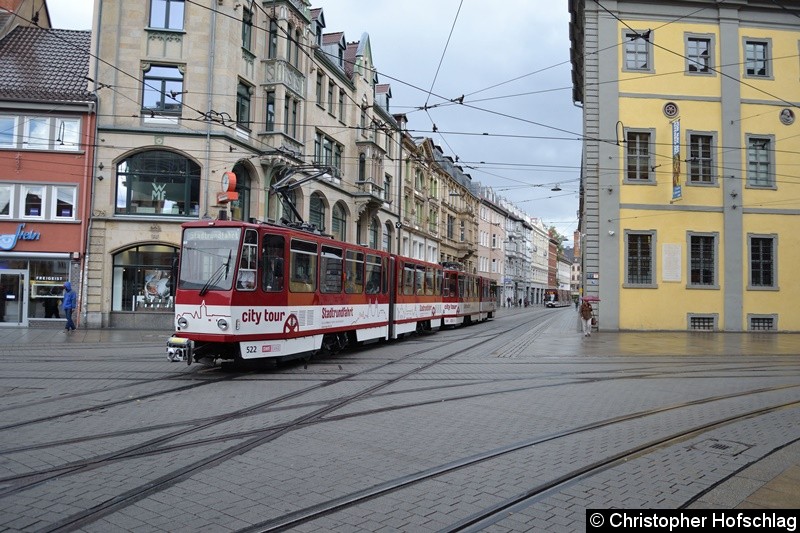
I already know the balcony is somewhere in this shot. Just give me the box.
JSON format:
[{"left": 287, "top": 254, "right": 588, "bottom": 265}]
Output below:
[
  {"left": 354, "top": 180, "right": 385, "bottom": 214},
  {"left": 262, "top": 58, "right": 305, "bottom": 95},
  {"left": 456, "top": 241, "right": 477, "bottom": 258}
]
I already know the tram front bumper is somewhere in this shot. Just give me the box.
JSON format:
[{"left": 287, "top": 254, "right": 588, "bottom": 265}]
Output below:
[{"left": 167, "top": 336, "right": 193, "bottom": 364}]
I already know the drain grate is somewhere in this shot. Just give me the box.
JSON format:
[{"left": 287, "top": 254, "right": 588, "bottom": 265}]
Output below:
[{"left": 692, "top": 438, "right": 751, "bottom": 456}]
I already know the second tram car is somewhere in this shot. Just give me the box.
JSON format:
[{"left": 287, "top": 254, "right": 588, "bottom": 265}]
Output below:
[
  {"left": 167, "top": 220, "right": 497, "bottom": 365},
  {"left": 441, "top": 262, "right": 496, "bottom": 326},
  {"left": 544, "top": 288, "right": 572, "bottom": 308}
]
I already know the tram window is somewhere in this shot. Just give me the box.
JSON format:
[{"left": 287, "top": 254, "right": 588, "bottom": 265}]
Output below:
[
  {"left": 262, "top": 234, "right": 285, "bottom": 291},
  {"left": 321, "top": 246, "right": 343, "bottom": 293},
  {"left": 403, "top": 263, "right": 415, "bottom": 295},
  {"left": 345, "top": 250, "right": 364, "bottom": 294},
  {"left": 424, "top": 267, "right": 434, "bottom": 296},
  {"left": 289, "top": 239, "right": 317, "bottom": 292},
  {"left": 414, "top": 265, "right": 424, "bottom": 295},
  {"left": 435, "top": 269, "right": 443, "bottom": 296},
  {"left": 382, "top": 257, "right": 389, "bottom": 294},
  {"left": 365, "top": 254, "right": 381, "bottom": 294},
  {"left": 458, "top": 275, "right": 466, "bottom": 300},
  {"left": 237, "top": 229, "right": 258, "bottom": 291}
]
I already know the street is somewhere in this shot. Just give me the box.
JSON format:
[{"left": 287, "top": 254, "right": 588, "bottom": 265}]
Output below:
[{"left": 0, "top": 308, "right": 799, "bottom": 532}]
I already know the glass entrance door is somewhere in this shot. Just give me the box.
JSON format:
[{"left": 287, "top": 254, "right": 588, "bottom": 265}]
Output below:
[{"left": 0, "top": 271, "right": 28, "bottom": 326}]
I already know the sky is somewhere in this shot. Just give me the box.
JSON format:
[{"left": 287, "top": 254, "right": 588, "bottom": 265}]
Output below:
[{"left": 46, "top": 0, "right": 583, "bottom": 237}]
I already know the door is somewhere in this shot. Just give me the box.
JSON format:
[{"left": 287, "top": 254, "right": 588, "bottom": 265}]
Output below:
[{"left": 0, "top": 271, "right": 28, "bottom": 326}]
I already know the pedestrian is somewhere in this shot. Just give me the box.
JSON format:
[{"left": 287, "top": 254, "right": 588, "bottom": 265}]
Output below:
[
  {"left": 506, "top": 297, "right": 511, "bottom": 308},
  {"left": 579, "top": 299, "right": 593, "bottom": 337},
  {"left": 62, "top": 281, "right": 77, "bottom": 332},
  {"left": 43, "top": 287, "right": 60, "bottom": 319},
  {"left": 0, "top": 285, "right": 6, "bottom": 322},
  {"left": 575, "top": 299, "right": 579, "bottom": 310},
  {"left": 518, "top": 298, "right": 522, "bottom": 308}
]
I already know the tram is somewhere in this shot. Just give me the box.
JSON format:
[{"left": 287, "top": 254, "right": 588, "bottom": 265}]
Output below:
[
  {"left": 167, "top": 219, "right": 496, "bottom": 365},
  {"left": 441, "top": 262, "right": 497, "bottom": 326},
  {"left": 544, "top": 288, "right": 572, "bottom": 308}
]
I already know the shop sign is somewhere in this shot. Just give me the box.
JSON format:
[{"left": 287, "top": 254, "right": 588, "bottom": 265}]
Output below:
[{"left": 0, "top": 223, "right": 41, "bottom": 251}]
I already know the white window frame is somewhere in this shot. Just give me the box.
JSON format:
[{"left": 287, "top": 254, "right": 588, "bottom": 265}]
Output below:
[
  {"left": 0, "top": 184, "right": 12, "bottom": 218},
  {"left": 21, "top": 185, "right": 45, "bottom": 218},
  {"left": 23, "top": 117, "right": 51, "bottom": 150},
  {"left": 54, "top": 118, "right": 81, "bottom": 152},
  {"left": 0, "top": 115, "right": 18, "bottom": 148},
  {"left": 52, "top": 186, "right": 77, "bottom": 220}
]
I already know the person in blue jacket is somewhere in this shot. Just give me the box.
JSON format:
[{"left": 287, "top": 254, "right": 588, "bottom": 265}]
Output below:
[{"left": 62, "top": 281, "right": 77, "bottom": 332}]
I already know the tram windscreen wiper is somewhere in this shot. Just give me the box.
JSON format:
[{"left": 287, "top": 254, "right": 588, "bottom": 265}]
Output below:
[{"left": 198, "top": 250, "right": 232, "bottom": 297}]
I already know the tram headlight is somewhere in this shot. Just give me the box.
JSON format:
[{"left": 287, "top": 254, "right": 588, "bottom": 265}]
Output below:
[
  {"left": 177, "top": 316, "right": 188, "bottom": 329},
  {"left": 217, "top": 318, "right": 229, "bottom": 331}
]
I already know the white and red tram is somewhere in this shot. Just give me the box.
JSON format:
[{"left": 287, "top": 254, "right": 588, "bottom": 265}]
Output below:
[
  {"left": 441, "top": 262, "right": 497, "bottom": 327},
  {"left": 167, "top": 220, "right": 493, "bottom": 364}
]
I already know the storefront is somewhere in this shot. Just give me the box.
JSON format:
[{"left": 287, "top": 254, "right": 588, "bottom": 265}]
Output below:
[
  {"left": 0, "top": 220, "right": 83, "bottom": 327},
  {"left": 0, "top": 252, "right": 78, "bottom": 327},
  {"left": 110, "top": 243, "right": 178, "bottom": 328}
]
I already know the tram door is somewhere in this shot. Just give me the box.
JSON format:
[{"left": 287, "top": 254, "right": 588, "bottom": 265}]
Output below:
[{"left": 0, "top": 271, "right": 28, "bottom": 326}]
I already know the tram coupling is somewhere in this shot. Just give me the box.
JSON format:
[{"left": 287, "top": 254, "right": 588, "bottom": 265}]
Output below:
[{"left": 167, "top": 336, "right": 193, "bottom": 364}]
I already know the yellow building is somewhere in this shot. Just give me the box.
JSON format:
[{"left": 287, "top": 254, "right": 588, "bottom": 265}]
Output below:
[{"left": 570, "top": 0, "right": 799, "bottom": 331}]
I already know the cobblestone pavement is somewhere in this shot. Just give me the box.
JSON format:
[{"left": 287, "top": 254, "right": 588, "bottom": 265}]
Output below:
[{"left": 0, "top": 308, "right": 797, "bottom": 532}]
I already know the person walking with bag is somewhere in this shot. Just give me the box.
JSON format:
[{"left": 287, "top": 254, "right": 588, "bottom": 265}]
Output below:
[
  {"left": 579, "top": 299, "right": 593, "bottom": 337},
  {"left": 62, "top": 281, "right": 77, "bottom": 332}
]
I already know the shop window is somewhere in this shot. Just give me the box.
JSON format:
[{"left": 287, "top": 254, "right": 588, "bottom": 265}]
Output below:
[
  {"left": 27, "top": 259, "right": 69, "bottom": 319},
  {"left": 112, "top": 244, "right": 178, "bottom": 312},
  {"left": 116, "top": 150, "right": 200, "bottom": 217}
]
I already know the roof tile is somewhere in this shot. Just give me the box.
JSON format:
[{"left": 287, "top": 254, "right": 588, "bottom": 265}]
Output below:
[{"left": 0, "top": 26, "right": 94, "bottom": 103}]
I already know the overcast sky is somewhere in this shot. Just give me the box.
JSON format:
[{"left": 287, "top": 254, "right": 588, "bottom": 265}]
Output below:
[{"left": 47, "top": 0, "right": 582, "bottom": 236}]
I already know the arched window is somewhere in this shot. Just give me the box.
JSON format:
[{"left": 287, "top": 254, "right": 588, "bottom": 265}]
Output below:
[
  {"left": 369, "top": 217, "right": 380, "bottom": 249},
  {"left": 309, "top": 192, "right": 326, "bottom": 231},
  {"left": 230, "top": 164, "right": 251, "bottom": 222},
  {"left": 112, "top": 244, "right": 178, "bottom": 312},
  {"left": 332, "top": 202, "right": 347, "bottom": 242},
  {"left": 116, "top": 150, "right": 200, "bottom": 217}
]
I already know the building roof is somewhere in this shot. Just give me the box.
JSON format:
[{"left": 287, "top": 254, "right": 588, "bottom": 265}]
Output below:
[
  {"left": 322, "top": 31, "right": 343, "bottom": 46},
  {"left": 0, "top": 26, "right": 94, "bottom": 103},
  {"left": 344, "top": 41, "right": 358, "bottom": 79}
]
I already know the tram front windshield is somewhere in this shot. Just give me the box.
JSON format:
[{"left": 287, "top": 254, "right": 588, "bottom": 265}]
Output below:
[{"left": 178, "top": 227, "right": 242, "bottom": 291}]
